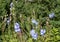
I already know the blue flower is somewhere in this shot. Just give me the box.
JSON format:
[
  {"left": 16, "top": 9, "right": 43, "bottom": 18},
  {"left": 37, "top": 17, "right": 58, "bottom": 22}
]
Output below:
[
  {"left": 49, "top": 13, "right": 55, "bottom": 18},
  {"left": 10, "top": 2, "right": 14, "bottom": 8},
  {"left": 32, "top": 19, "right": 38, "bottom": 25},
  {"left": 40, "top": 29, "right": 46, "bottom": 36},
  {"left": 30, "top": 29, "right": 35, "bottom": 36},
  {"left": 30, "top": 29, "right": 38, "bottom": 40},
  {"left": 14, "top": 22, "right": 21, "bottom": 32},
  {"left": 32, "top": 33, "right": 38, "bottom": 40}
]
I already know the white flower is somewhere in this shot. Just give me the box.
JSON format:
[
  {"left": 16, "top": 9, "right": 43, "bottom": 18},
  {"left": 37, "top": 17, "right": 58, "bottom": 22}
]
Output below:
[
  {"left": 7, "top": 20, "right": 10, "bottom": 23},
  {"left": 14, "top": 22, "right": 21, "bottom": 32},
  {"left": 40, "top": 29, "right": 46, "bottom": 36},
  {"left": 30, "top": 29, "right": 38, "bottom": 40},
  {"left": 6, "top": 18, "right": 10, "bottom": 25},
  {"left": 49, "top": 13, "right": 55, "bottom": 18},
  {"left": 32, "top": 19, "right": 38, "bottom": 25}
]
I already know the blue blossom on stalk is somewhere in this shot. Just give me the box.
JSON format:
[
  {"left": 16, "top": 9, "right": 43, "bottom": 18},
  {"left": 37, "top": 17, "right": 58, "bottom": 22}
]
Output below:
[
  {"left": 49, "top": 13, "right": 55, "bottom": 19},
  {"left": 40, "top": 29, "right": 46, "bottom": 36},
  {"left": 30, "top": 29, "right": 38, "bottom": 40},
  {"left": 14, "top": 22, "right": 21, "bottom": 32},
  {"left": 10, "top": 2, "right": 14, "bottom": 8},
  {"left": 32, "top": 19, "right": 38, "bottom": 25}
]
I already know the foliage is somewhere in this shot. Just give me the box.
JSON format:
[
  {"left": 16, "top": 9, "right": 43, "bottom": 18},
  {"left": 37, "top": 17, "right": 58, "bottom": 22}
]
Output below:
[{"left": 0, "top": 0, "right": 60, "bottom": 42}]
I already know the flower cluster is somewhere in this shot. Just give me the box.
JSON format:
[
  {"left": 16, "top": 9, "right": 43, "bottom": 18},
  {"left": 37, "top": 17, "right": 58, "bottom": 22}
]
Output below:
[
  {"left": 30, "top": 29, "right": 38, "bottom": 40},
  {"left": 40, "top": 29, "right": 46, "bottom": 36},
  {"left": 14, "top": 22, "right": 21, "bottom": 32}
]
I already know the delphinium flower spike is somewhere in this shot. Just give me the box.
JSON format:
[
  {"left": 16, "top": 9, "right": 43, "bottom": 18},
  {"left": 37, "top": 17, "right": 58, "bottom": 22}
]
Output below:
[{"left": 11, "top": 1, "right": 23, "bottom": 42}]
